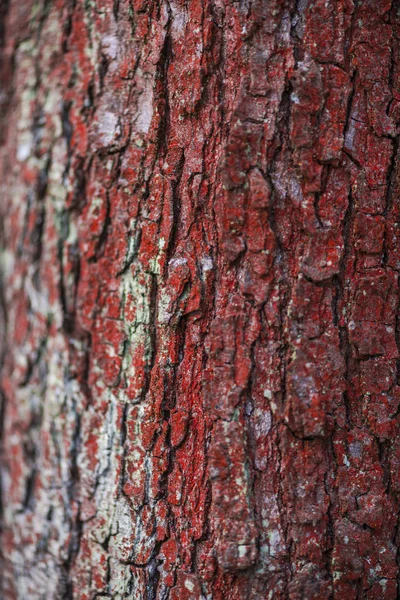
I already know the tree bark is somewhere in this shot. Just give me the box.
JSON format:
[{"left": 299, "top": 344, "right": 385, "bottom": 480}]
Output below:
[{"left": 1, "top": 0, "right": 400, "bottom": 598}]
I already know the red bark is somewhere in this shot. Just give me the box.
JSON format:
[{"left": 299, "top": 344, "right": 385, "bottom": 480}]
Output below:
[{"left": 1, "top": 0, "right": 400, "bottom": 598}]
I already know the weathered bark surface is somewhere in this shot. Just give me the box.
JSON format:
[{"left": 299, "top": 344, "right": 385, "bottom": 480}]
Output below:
[{"left": 1, "top": 0, "right": 400, "bottom": 598}]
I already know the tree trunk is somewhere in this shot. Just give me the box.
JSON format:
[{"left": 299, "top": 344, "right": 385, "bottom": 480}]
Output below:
[{"left": 1, "top": 0, "right": 400, "bottom": 598}]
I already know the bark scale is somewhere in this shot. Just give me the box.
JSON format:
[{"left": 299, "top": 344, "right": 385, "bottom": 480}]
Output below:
[{"left": 1, "top": 0, "right": 400, "bottom": 598}]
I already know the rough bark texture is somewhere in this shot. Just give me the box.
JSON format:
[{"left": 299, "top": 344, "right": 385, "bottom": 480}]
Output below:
[{"left": 1, "top": 0, "right": 400, "bottom": 598}]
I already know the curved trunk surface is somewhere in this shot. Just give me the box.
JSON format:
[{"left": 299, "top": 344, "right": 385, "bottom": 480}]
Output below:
[{"left": 1, "top": 0, "right": 400, "bottom": 598}]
